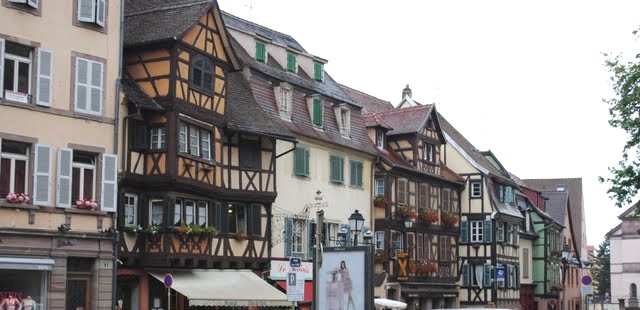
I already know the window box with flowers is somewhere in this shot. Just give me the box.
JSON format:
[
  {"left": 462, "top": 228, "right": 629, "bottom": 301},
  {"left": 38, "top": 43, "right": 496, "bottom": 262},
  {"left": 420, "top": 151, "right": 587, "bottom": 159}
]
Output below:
[
  {"left": 233, "top": 230, "right": 248, "bottom": 241},
  {"left": 393, "top": 204, "right": 417, "bottom": 222},
  {"left": 143, "top": 224, "right": 159, "bottom": 235},
  {"left": 125, "top": 224, "right": 143, "bottom": 234},
  {"left": 415, "top": 259, "right": 438, "bottom": 274},
  {"left": 5, "top": 193, "right": 30, "bottom": 204},
  {"left": 418, "top": 208, "right": 439, "bottom": 224},
  {"left": 373, "top": 195, "right": 390, "bottom": 208},
  {"left": 374, "top": 249, "right": 388, "bottom": 264},
  {"left": 441, "top": 211, "right": 459, "bottom": 226},
  {"left": 75, "top": 198, "right": 99, "bottom": 210}
]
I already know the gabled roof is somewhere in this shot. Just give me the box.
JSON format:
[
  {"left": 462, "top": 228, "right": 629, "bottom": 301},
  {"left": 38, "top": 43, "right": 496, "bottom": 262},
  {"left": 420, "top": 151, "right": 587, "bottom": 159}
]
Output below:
[
  {"left": 363, "top": 113, "right": 393, "bottom": 130},
  {"left": 376, "top": 105, "right": 433, "bottom": 136},
  {"left": 543, "top": 190, "right": 570, "bottom": 225},
  {"left": 618, "top": 201, "right": 639, "bottom": 219},
  {"left": 339, "top": 84, "right": 394, "bottom": 114},
  {"left": 487, "top": 180, "right": 524, "bottom": 219}
]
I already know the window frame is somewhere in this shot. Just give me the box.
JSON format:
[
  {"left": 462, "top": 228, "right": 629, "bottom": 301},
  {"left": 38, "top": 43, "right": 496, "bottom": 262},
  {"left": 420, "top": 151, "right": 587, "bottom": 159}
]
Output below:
[
  {"left": 73, "top": 56, "right": 104, "bottom": 116},
  {"left": 376, "top": 129, "right": 385, "bottom": 149},
  {"left": 190, "top": 56, "right": 214, "bottom": 94},
  {"left": 123, "top": 193, "right": 138, "bottom": 226},
  {"left": 239, "top": 139, "right": 261, "bottom": 170},
  {"left": 339, "top": 107, "right": 350, "bottom": 136},
  {"left": 178, "top": 121, "right": 213, "bottom": 161},
  {"left": 329, "top": 155, "right": 344, "bottom": 184},
  {"left": 3, "top": 42, "right": 32, "bottom": 103},
  {"left": 349, "top": 159, "right": 363, "bottom": 188},
  {"left": 292, "top": 218, "right": 305, "bottom": 257},
  {"left": 374, "top": 178, "right": 384, "bottom": 197},
  {"left": 422, "top": 142, "right": 435, "bottom": 163},
  {"left": 71, "top": 152, "right": 96, "bottom": 203},
  {"left": 397, "top": 179, "right": 408, "bottom": 205},
  {"left": 470, "top": 181, "right": 482, "bottom": 198},
  {"left": 0, "top": 140, "right": 30, "bottom": 196},
  {"left": 149, "top": 198, "right": 164, "bottom": 226},
  {"left": 149, "top": 127, "right": 166, "bottom": 150},
  {"left": 470, "top": 220, "right": 484, "bottom": 243},
  {"left": 75, "top": 0, "right": 107, "bottom": 30},
  {"left": 3, "top": 0, "right": 41, "bottom": 15}
]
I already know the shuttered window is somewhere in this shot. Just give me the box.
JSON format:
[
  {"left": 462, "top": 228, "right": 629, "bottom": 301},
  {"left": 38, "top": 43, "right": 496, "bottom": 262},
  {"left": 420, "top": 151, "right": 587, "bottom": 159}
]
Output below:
[
  {"left": 286, "top": 53, "right": 297, "bottom": 72},
  {"left": 239, "top": 139, "right": 260, "bottom": 170},
  {"left": 313, "top": 62, "right": 323, "bottom": 81},
  {"left": 484, "top": 219, "right": 493, "bottom": 243},
  {"left": 77, "top": 0, "right": 106, "bottom": 27},
  {"left": 293, "top": 146, "right": 309, "bottom": 176},
  {"left": 8, "top": 0, "right": 39, "bottom": 9},
  {"left": 349, "top": 160, "right": 363, "bottom": 187},
  {"left": 33, "top": 144, "right": 52, "bottom": 206},
  {"left": 56, "top": 148, "right": 73, "bottom": 208},
  {"left": 255, "top": 41, "right": 266, "bottom": 62},
  {"left": 251, "top": 204, "right": 262, "bottom": 236},
  {"left": 100, "top": 153, "right": 117, "bottom": 212},
  {"left": 460, "top": 220, "right": 468, "bottom": 243},
  {"left": 397, "top": 179, "right": 407, "bottom": 205},
  {"left": 329, "top": 155, "right": 343, "bottom": 183},
  {"left": 312, "top": 98, "right": 323, "bottom": 126},
  {"left": 74, "top": 57, "right": 103, "bottom": 115},
  {"left": 0, "top": 139, "right": 29, "bottom": 198},
  {"left": 36, "top": 48, "right": 53, "bottom": 106}
]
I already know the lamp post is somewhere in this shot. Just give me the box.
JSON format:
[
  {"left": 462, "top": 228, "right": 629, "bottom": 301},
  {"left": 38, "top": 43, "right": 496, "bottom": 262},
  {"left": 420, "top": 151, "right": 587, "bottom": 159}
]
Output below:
[
  {"left": 561, "top": 244, "right": 570, "bottom": 310},
  {"left": 348, "top": 210, "right": 364, "bottom": 246}
]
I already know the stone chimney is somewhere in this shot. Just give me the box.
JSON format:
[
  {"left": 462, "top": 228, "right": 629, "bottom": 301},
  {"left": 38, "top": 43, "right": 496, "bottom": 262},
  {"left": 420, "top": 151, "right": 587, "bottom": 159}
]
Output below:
[{"left": 402, "top": 84, "right": 412, "bottom": 100}]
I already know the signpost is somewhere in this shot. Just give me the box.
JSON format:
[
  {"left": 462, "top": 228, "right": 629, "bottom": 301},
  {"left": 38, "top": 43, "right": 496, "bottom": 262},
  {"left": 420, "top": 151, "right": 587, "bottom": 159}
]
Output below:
[
  {"left": 164, "top": 274, "right": 173, "bottom": 310},
  {"left": 286, "top": 271, "right": 305, "bottom": 302}
]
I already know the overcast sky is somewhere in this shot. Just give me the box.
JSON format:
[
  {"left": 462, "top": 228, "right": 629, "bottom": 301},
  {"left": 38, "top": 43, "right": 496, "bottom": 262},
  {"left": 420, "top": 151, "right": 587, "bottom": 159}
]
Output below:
[{"left": 217, "top": 0, "right": 640, "bottom": 247}]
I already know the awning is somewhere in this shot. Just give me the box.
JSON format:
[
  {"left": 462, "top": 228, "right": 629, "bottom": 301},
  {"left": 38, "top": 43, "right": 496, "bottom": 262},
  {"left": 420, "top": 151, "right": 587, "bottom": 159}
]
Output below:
[
  {"left": 374, "top": 298, "right": 407, "bottom": 309},
  {"left": 0, "top": 257, "right": 55, "bottom": 270},
  {"left": 149, "top": 269, "right": 289, "bottom": 307},
  {"left": 275, "top": 280, "right": 313, "bottom": 303}
]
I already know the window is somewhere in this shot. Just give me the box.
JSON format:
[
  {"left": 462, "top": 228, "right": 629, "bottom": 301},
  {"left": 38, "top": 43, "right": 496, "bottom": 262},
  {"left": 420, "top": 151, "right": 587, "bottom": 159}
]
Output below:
[
  {"left": 329, "top": 155, "right": 344, "bottom": 183},
  {"left": 397, "top": 179, "right": 408, "bottom": 205},
  {"left": 6, "top": 0, "right": 39, "bottom": 10},
  {"left": 227, "top": 203, "right": 247, "bottom": 233},
  {"left": 71, "top": 151, "right": 96, "bottom": 202},
  {"left": 312, "top": 97, "right": 324, "bottom": 127},
  {"left": 497, "top": 222, "right": 504, "bottom": 242},
  {"left": 74, "top": 57, "right": 104, "bottom": 115},
  {"left": 422, "top": 142, "right": 435, "bottom": 163},
  {"left": 124, "top": 193, "right": 138, "bottom": 226},
  {"left": 191, "top": 57, "right": 213, "bottom": 92},
  {"left": 374, "top": 178, "right": 384, "bottom": 196},
  {"left": 0, "top": 140, "right": 29, "bottom": 197},
  {"left": 178, "top": 121, "right": 212, "bottom": 160},
  {"left": 292, "top": 219, "right": 305, "bottom": 257},
  {"left": 339, "top": 108, "right": 350, "bottom": 136},
  {"left": 349, "top": 160, "right": 363, "bottom": 187},
  {"left": 313, "top": 62, "right": 323, "bottom": 81},
  {"left": 470, "top": 220, "right": 484, "bottom": 243},
  {"left": 375, "top": 231, "right": 384, "bottom": 250},
  {"left": 523, "top": 248, "right": 529, "bottom": 279},
  {"left": 293, "top": 146, "right": 309, "bottom": 176},
  {"left": 197, "top": 201, "right": 208, "bottom": 226},
  {"left": 498, "top": 184, "right": 515, "bottom": 204},
  {"left": 150, "top": 127, "right": 165, "bottom": 150},
  {"left": 173, "top": 199, "right": 209, "bottom": 226},
  {"left": 376, "top": 129, "right": 385, "bottom": 149},
  {"left": 442, "top": 189, "right": 450, "bottom": 212},
  {"left": 77, "top": 0, "right": 106, "bottom": 27},
  {"left": 461, "top": 264, "right": 492, "bottom": 288},
  {"left": 439, "top": 235, "right": 451, "bottom": 261},
  {"left": 470, "top": 181, "right": 482, "bottom": 198},
  {"left": 66, "top": 257, "right": 94, "bottom": 310},
  {"left": 2, "top": 41, "right": 32, "bottom": 103},
  {"left": 255, "top": 41, "right": 266, "bottom": 62},
  {"left": 149, "top": 198, "right": 163, "bottom": 225},
  {"left": 278, "top": 88, "right": 291, "bottom": 117},
  {"left": 419, "top": 184, "right": 428, "bottom": 209},
  {"left": 240, "top": 139, "right": 261, "bottom": 170},
  {"left": 286, "top": 52, "right": 297, "bottom": 73}
]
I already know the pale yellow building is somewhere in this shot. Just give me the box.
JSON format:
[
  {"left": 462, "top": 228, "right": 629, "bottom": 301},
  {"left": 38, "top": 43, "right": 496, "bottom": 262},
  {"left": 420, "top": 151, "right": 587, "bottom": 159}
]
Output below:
[{"left": 0, "top": 1, "right": 120, "bottom": 310}]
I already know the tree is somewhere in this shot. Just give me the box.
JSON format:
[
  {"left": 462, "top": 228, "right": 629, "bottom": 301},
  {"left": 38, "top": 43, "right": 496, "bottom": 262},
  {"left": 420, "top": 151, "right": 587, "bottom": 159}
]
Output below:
[
  {"left": 592, "top": 238, "right": 611, "bottom": 295},
  {"left": 600, "top": 27, "right": 640, "bottom": 208}
]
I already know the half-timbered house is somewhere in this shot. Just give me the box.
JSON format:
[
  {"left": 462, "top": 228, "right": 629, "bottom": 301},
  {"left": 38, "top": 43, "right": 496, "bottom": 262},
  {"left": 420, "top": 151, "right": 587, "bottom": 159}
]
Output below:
[
  {"left": 221, "top": 11, "right": 379, "bottom": 305},
  {"left": 116, "top": 1, "right": 295, "bottom": 309},
  {"left": 439, "top": 115, "right": 524, "bottom": 309},
  {"left": 341, "top": 86, "right": 465, "bottom": 309}
]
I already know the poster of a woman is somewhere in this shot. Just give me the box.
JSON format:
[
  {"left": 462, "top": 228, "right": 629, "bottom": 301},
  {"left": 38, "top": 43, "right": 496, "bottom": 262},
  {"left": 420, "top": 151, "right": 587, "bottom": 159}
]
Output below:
[{"left": 318, "top": 249, "right": 366, "bottom": 310}]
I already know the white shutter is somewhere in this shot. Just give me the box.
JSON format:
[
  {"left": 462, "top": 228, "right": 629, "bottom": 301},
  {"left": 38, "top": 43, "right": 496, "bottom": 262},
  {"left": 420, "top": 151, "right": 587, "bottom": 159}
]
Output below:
[
  {"left": 36, "top": 48, "right": 53, "bottom": 106},
  {"left": 96, "top": 0, "right": 105, "bottom": 27},
  {"left": 33, "top": 144, "right": 52, "bottom": 206},
  {"left": 27, "top": 0, "right": 38, "bottom": 9},
  {"left": 100, "top": 153, "right": 117, "bottom": 212},
  {"left": 56, "top": 148, "right": 73, "bottom": 208},
  {"left": 74, "top": 58, "right": 88, "bottom": 112},
  {"left": 78, "top": 0, "right": 96, "bottom": 23},
  {"left": 0, "top": 38, "right": 5, "bottom": 99},
  {"left": 89, "top": 60, "right": 103, "bottom": 114},
  {"left": 7, "top": 0, "right": 27, "bottom": 3}
]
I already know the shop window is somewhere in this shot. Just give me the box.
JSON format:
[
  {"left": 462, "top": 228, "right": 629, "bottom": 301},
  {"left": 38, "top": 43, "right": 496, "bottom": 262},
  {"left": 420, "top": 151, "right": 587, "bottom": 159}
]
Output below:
[{"left": 0, "top": 269, "right": 45, "bottom": 310}]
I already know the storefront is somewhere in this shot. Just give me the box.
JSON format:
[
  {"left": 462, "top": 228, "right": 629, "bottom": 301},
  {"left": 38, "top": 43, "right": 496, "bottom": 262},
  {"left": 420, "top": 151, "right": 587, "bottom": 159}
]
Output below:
[
  {"left": 269, "top": 259, "right": 314, "bottom": 310},
  {"left": 0, "top": 257, "right": 53, "bottom": 310}
]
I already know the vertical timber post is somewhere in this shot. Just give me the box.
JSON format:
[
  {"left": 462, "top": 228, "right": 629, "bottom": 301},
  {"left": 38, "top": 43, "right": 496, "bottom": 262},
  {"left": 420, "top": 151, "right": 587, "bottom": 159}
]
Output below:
[{"left": 313, "top": 210, "right": 324, "bottom": 310}]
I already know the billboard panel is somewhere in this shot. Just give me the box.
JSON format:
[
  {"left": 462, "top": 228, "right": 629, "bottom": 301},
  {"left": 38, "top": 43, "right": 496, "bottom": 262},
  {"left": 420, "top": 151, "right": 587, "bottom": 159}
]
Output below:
[{"left": 316, "top": 246, "right": 373, "bottom": 310}]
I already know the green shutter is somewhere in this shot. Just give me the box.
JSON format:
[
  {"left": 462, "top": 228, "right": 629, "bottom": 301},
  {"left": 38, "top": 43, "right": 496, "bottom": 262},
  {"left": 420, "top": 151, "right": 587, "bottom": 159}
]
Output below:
[
  {"left": 483, "top": 264, "right": 493, "bottom": 287},
  {"left": 484, "top": 220, "right": 493, "bottom": 244},
  {"left": 255, "top": 41, "right": 265, "bottom": 62},
  {"left": 287, "top": 53, "right": 296, "bottom": 72},
  {"left": 284, "top": 217, "right": 293, "bottom": 257},
  {"left": 294, "top": 147, "right": 307, "bottom": 176},
  {"left": 330, "top": 155, "right": 343, "bottom": 183},
  {"left": 460, "top": 220, "right": 468, "bottom": 243},
  {"left": 356, "top": 162, "right": 363, "bottom": 187},
  {"left": 350, "top": 160, "right": 357, "bottom": 185},
  {"left": 307, "top": 220, "right": 314, "bottom": 260},
  {"left": 313, "top": 62, "right": 323, "bottom": 81},
  {"left": 461, "top": 264, "right": 470, "bottom": 287},
  {"left": 304, "top": 148, "right": 310, "bottom": 175},
  {"left": 312, "top": 98, "right": 323, "bottom": 126}
]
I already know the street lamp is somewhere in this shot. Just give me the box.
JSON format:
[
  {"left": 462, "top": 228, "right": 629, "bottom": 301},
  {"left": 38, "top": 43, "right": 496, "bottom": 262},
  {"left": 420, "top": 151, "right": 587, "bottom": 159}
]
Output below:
[{"left": 349, "top": 210, "right": 365, "bottom": 246}]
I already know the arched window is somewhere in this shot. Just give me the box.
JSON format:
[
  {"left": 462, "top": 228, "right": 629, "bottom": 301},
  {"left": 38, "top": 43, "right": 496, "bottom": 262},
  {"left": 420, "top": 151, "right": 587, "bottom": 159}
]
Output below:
[
  {"left": 631, "top": 283, "right": 637, "bottom": 298},
  {"left": 190, "top": 57, "right": 214, "bottom": 92}
]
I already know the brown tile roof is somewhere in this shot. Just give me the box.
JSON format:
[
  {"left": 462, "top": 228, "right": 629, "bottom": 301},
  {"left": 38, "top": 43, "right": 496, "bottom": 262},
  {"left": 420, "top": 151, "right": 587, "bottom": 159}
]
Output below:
[
  {"left": 363, "top": 113, "right": 393, "bottom": 129},
  {"left": 339, "top": 84, "right": 394, "bottom": 114},
  {"left": 377, "top": 105, "right": 433, "bottom": 136},
  {"left": 120, "top": 73, "right": 164, "bottom": 111},
  {"left": 124, "top": 0, "right": 213, "bottom": 46}
]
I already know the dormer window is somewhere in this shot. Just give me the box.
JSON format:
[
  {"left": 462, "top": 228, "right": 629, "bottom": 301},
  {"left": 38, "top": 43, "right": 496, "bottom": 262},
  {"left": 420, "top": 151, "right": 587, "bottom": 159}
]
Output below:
[
  {"left": 422, "top": 142, "right": 435, "bottom": 163},
  {"left": 274, "top": 82, "right": 293, "bottom": 120},
  {"left": 376, "top": 129, "right": 385, "bottom": 149},
  {"left": 190, "top": 56, "right": 213, "bottom": 93},
  {"left": 333, "top": 105, "right": 350, "bottom": 137},
  {"left": 286, "top": 52, "right": 297, "bottom": 73},
  {"left": 313, "top": 62, "right": 324, "bottom": 82},
  {"left": 307, "top": 96, "right": 324, "bottom": 127},
  {"left": 255, "top": 40, "right": 266, "bottom": 63}
]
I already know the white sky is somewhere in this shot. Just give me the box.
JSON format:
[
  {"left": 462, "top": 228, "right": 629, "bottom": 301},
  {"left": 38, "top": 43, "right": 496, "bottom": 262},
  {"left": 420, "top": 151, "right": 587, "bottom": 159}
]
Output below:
[{"left": 217, "top": 0, "right": 640, "bottom": 247}]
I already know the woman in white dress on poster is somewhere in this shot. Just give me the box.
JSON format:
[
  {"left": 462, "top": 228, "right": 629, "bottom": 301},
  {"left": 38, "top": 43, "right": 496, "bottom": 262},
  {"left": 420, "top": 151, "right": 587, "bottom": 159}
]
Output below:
[{"left": 340, "top": 260, "right": 355, "bottom": 310}]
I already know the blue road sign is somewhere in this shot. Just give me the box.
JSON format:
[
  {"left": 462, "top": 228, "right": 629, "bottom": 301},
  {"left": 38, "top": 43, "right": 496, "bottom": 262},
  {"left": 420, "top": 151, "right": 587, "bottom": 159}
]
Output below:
[
  {"left": 164, "top": 274, "right": 173, "bottom": 288},
  {"left": 290, "top": 257, "right": 301, "bottom": 268},
  {"left": 496, "top": 266, "right": 506, "bottom": 281}
]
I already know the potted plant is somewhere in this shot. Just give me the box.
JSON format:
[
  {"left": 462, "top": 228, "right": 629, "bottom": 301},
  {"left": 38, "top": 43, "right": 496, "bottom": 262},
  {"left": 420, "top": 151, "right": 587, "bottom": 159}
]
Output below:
[
  {"left": 441, "top": 211, "right": 459, "bottom": 226},
  {"left": 393, "top": 205, "right": 417, "bottom": 222},
  {"left": 373, "top": 195, "right": 390, "bottom": 208},
  {"left": 418, "top": 208, "right": 439, "bottom": 224},
  {"left": 143, "top": 224, "right": 159, "bottom": 235},
  {"left": 202, "top": 226, "right": 218, "bottom": 236},
  {"left": 374, "top": 249, "right": 388, "bottom": 263},
  {"left": 125, "top": 224, "right": 143, "bottom": 234},
  {"left": 416, "top": 259, "right": 438, "bottom": 274},
  {"left": 5, "top": 192, "right": 30, "bottom": 204},
  {"left": 233, "top": 230, "right": 248, "bottom": 240},
  {"left": 75, "top": 198, "right": 99, "bottom": 210}
]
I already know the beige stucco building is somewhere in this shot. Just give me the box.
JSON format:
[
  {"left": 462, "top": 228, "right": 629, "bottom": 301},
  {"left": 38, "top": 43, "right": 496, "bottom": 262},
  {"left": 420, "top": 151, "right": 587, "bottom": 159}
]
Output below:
[{"left": 0, "top": 1, "right": 120, "bottom": 310}]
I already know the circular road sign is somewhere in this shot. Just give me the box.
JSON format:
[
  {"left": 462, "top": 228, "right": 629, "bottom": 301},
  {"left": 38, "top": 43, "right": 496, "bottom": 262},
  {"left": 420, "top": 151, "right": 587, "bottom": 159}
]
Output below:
[
  {"left": 581, "top": 275, "right": 592, "bottom": 286},
  {"left": 164, "top": 274, "right": 173, "bottom": 288}
]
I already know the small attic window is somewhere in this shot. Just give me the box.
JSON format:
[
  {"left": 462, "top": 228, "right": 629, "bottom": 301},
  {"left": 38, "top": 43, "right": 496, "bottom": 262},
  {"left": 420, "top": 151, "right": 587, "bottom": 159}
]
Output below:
[
  {"left": 287, "top": 52, "right": 297, "bottom": 73},
  {"left": 313, "top": 62, "right": 324, "bottom": 82},
  {"left": 255, "top": 40, "right": 266, "bottom": 63},
  {"left": 556, "top": 184, "right": 565, "bottom": 192},
  {"left": 427, "top": 119, "right": 435, "bottom": 129}
]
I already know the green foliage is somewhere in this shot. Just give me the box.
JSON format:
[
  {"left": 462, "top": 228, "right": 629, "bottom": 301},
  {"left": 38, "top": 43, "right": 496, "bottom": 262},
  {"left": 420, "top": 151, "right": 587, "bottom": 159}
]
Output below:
[
  {"left": 592, "top": 238, "right": 611, "bottom": 295},
  {"left": 600, "top": 27, "right": 640, "bottom": 209}
]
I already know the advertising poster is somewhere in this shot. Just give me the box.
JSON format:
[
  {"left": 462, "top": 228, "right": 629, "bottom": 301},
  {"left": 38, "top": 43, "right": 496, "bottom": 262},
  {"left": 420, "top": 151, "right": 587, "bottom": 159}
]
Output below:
[{"left": 317, "top": 247, "right": 372, "bottom": 310}]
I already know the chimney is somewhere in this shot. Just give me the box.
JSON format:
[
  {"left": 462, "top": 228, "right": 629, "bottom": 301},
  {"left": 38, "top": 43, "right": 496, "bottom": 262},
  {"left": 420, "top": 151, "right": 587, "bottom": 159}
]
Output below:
[{"left": 402, "top": 84, "right": 412, "bottom": 100}]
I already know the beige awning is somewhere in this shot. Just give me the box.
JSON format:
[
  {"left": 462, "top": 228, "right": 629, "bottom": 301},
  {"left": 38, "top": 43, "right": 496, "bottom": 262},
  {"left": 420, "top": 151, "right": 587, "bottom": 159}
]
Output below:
[{"left": 148, "top": 269, "right": 290, "bottom": 307}]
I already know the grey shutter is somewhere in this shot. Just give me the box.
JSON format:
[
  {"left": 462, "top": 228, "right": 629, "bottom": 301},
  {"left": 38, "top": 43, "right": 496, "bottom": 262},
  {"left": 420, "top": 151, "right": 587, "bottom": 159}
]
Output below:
[
  {"left": 100, "top": 153, "right": 117, "bottom": 212},
  {"left": 37, "top": 48, "right": 53, "bottom": 106},
  {"left": 484, "top": 219, "right": 493, "bottom": 244},
  {"left": 307, "top": 220, "right": 314, "bottom": 260},
  {"left": 460, "top": 220, "right": 468, "bottom": 243},
  {"left": 251, "top": 204, "right": 261, "bottom": 236},
  {"left": 89, "top": 61, "right": 103, "bottom": 114},
  {"left": 0, "top": 38, "right": 5, "bottom": 99},
  {"left": 33, "top": 144, "right": 52, "bottom": 206},
  {"left": 516, "top": 265, "right": 520, "bottom": 288},
  {"left": 461, "top": 264, "right": 469, "bottom": 287},
  {"left": 284, "top": 217, "right": 293, "bottom": 257},
  {"left": 75, "top": 58, "right": 88, "bottom": 111},
  {"left": 0, "top": 138, "right": 2, "bottom": 180},
  {"left": 350, "top": 160, "right": 356, "bottom": 185},
  {"left": 506, "top": 223, "right": 512, "bottom": 243},
  {"left": 28, "top": 0, "right": 38, "bottom": 9},
  {"left": 293, "top": 147, "right": 305, "bottom": 175},
  {"left": 96, "top": 0, "right": 105, "bottom": 27},
  {"left": 483, "top": 264, "right": 493, "bottom": 287},
  {"left": 78, "top": 0, "right": 95, "bottom": 22},
  {"left": 357, "top": 162, "right": 363, "bottom": 186},
  {"left": 56, "top": 148, "right": 73, "bottom": 208}
]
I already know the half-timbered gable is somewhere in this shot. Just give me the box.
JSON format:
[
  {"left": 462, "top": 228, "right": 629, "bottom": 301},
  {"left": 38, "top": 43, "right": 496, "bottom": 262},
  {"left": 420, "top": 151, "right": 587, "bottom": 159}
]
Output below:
[{"left": 341, "top": 85, "right": 465, "bottom": 308}]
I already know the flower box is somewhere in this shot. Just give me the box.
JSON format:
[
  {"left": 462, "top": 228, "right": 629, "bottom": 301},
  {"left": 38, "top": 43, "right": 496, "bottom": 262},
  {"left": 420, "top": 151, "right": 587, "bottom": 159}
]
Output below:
[
  {"left": 393, "top": 205, "right": 417, "bottom": 221},
  {"left": 5, "top": 193, "right": 30, "bottom": 204},
  {"left": 418, "top": 208, "right": 439, "bottom": 224},
  {"left": 373, "top": 195, "right": 390, "bottom": 208},
  {"left": 233, "top": 230, "right": 248, "bottom": 240},
  {"left": 441, "top": 211, "right": 459, "bottom": 226},
  {"left": 76, "top": 198, "right": 99, "bottom": 210}
]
